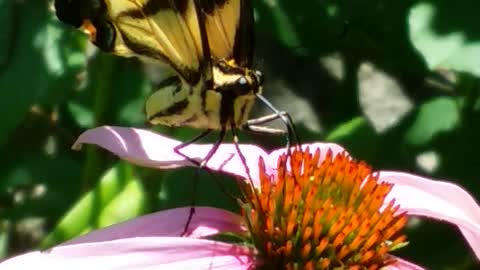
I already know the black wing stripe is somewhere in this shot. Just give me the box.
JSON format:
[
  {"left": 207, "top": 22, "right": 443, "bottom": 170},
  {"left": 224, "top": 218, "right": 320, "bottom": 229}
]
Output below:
[
  {"left": 174, "top": 0, "right": 191, "bottom": 15},
  {"left": 232, "top": 0, "right": 253, "bottom": 67},
  {"left": 119, "top": 0, "right": 191, "bottom": 18},
  {"left": 119, "top": 0, "right": 171, "bottom": 18},
  {"left": 192, "top": 0, "right": 214, "bottom": 112},
  {"left": 119, "top": 28, "right": 170, "bottom": 61},
  {"left": 153, "top": 76, "right": 182, "bottom": 93},
  {"left": 118, "top": 0, "right": 190, "bottom": 61},
  {"left": 119, "top": 29, "right": 201, "bottom": 85},
  {"left": 148, "top": 99, "right": 190, "bottom": 120},
  {"left": 193, "top": 0, "right": 212, "bottom": 82},
  {"left": 115, "top": 0, "right": 204, "bottom": 82},
  {"left": 199, "top": 0, "right": 228, "bottom": 14}
]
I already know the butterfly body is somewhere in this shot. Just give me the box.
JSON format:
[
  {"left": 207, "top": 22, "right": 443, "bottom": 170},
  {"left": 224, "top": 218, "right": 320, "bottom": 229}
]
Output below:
[{"left": 145, "top": 58, "right": 262, "bottom": 130}]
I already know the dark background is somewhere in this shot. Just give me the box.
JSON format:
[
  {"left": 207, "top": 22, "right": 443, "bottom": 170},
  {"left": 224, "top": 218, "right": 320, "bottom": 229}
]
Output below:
[{"left": 1, "top": 0, "right": 479, "bottom": 268}]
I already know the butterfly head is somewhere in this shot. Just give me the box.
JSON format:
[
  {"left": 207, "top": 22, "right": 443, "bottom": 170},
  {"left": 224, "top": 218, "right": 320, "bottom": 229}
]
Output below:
[{"left": 213, "top": 59, "right": 263, "bottom": 97}]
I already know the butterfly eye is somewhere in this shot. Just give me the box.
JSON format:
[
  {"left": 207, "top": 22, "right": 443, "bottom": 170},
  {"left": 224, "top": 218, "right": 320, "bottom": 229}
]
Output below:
[
  {"left": 254, "top": 70, "right": 264, "bottom": 85},
  {"left": 238, "top": 76, "right": 248, "bottom": 85}
]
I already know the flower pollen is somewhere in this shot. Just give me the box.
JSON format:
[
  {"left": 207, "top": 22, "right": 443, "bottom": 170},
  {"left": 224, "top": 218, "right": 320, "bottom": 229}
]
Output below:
[{"left": 241, "top": 148, "right": 408, "bottom": 270}]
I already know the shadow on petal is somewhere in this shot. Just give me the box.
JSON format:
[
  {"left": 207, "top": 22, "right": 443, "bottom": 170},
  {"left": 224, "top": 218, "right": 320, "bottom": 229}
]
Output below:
[
  {"left": 63, "top": 207, "right": 245, "bottom": 246},
  {"left": 73, "top": 126, "right": 269, "bottom": 182}
]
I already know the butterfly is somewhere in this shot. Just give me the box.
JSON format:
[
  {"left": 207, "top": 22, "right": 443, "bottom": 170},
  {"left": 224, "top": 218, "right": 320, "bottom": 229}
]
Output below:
[
  {"left": 54, "top": 0, "right": 299, "bottom": 234},
  {"left": 55, "top": 0, "right": 296, "bottom": 170}
]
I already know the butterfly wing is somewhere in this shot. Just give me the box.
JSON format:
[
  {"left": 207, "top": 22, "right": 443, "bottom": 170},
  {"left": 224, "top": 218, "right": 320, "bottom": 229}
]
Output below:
[
  {"left": 55, "top": 0, "right": 212, "bottom": 85},
  {"left": 199, "top": 0, "right": 254, "bottom": 67}
]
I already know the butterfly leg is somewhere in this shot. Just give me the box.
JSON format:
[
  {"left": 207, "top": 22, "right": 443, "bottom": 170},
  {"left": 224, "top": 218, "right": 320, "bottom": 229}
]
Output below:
[
  {"left": 244, "top": 104, "right": 301, "bottom": 150},
  {"left": 244, "top": 112, "right": 300, "bottom": 171},
  {"left": 173, "top": 129, "right": 211, "bottom": 236},
  {"left": 174, "top": 129, "right": 213, "bottom": 167},
  {"left": 173, "top": 129, "right": 228, "bottom": 236},
  {"left": 244, "top": 112, "right": 289, "bottom": 135},
  {"left": 246, "top": 94, "right": 302, "bottom": 183}
]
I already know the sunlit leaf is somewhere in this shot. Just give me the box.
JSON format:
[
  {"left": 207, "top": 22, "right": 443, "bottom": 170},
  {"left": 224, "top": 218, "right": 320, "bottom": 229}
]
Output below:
[
  {"left": 409, "top": 2, "right": 480, "bottom": 76},
  {"left": 40, "top": 163, "right": 147, "bottom": 248},
  {"left": 405, "top": 97, "right": 460, "bottom": 145}
]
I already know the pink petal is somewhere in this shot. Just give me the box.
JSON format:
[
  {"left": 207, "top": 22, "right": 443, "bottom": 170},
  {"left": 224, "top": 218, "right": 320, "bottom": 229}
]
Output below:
[
  {"left": 64, "top": 207, "right": 244, "bottom": 245},
  {"left": 0, "top": 237, "right": 254, "bottom": 270},
  {"left": 73, "top": 126, "right": 268, "bottom": 182},
  {"left": 380, "top": 171, "right": 480, "bottom": 260},
  {"left": 387, "top": 257, "right": 426, "bottom": 270},
  {"left": 72, "top": 127, "right": 349, "bottom": 188}
]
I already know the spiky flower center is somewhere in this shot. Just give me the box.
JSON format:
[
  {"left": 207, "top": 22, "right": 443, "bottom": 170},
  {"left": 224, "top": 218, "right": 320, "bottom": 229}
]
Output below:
[{"left": 241, "top": 148, "right": 408, "bottom": 270}]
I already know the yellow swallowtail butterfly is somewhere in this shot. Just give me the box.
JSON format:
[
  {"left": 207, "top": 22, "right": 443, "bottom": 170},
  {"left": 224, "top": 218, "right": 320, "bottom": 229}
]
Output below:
[
  {"left": 54, "top": 0, "right": 296, "bottom": 170},
  {"left": 55, "top": 0, "right": 299, "bottom": 235}
]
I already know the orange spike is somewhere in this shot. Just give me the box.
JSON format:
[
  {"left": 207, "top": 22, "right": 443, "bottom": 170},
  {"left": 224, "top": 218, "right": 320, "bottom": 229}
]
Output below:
[
  {"left": 333, "top": 232, "right": 347, "bottom": 248},
  {"left": 301, "top": 242, "right": 312, "bottom": 259},
  {"left": 316, "top": 238, "right": 329, "bottom": 254},
  {"left": 360, "top": 250, "right": 375, "bottom": 264},
  {"left": 317, "top": 258, "right": 331, "bottom": 269},
  {"left": 303, "top": 261, "right": 314, "bottom": 270},
  {"left": 285, "top": 240, "right": 293, "bottom": 257},
  {"left": 363, "top": 232, "right": 380, "bottom": 250},
  {"left": 303, "top": 226, "right": 313, "bottom": 242},
  {"left": 338, "top": 245, "right": 351, "bottom": 260}
]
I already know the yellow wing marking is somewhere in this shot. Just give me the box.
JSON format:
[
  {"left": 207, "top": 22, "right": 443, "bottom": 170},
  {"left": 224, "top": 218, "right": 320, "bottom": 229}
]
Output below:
[
  {"left": 203, "top": 0, "right": 241, "bottom": 61},
  {"left": 104, "top": 0, "right": 205, "bottom": 83}
]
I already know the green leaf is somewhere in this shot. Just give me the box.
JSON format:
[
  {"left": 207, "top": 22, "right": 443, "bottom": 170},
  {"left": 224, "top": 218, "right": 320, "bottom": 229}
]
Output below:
[
  {"left": 97, "top": 179, "right": 147, "bottom": 228},
  {"left": 404, "top": 97, "right": 460, "bottom": 145},
  {"left": 409, "top": 2, "right": 480, "bottom": 76},
  {"left": 324, "top": 117, "right": 381, "bottom": 163},
  {"left": 0, "top": 2, "right": 86, "bottom": 145},
  {"left": 68, "top": 55, "right": 148, "bottom": 127},
  {"left": 256, "top": 0, "right": 300, "bottom": 49},
  {"left": 67, "top": 102, "right": 95, "bottom": 128},
  {"left": 117, "top": 79, "right": 150, "bottom": 126},
  {"left": 325, "top": 117, "right": 367, "bottom": 142},
  {"left": 40, "top": 163, "right": 147, "bottom": 248},
  {"left": 0, "top": 223, "right": 9, "bottom": 259}
]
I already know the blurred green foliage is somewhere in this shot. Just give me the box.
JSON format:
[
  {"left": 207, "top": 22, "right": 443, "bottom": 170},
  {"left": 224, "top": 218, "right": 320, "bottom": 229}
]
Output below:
[{"left": 1, "top": 0, "right": 479, "bottom": 269}]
